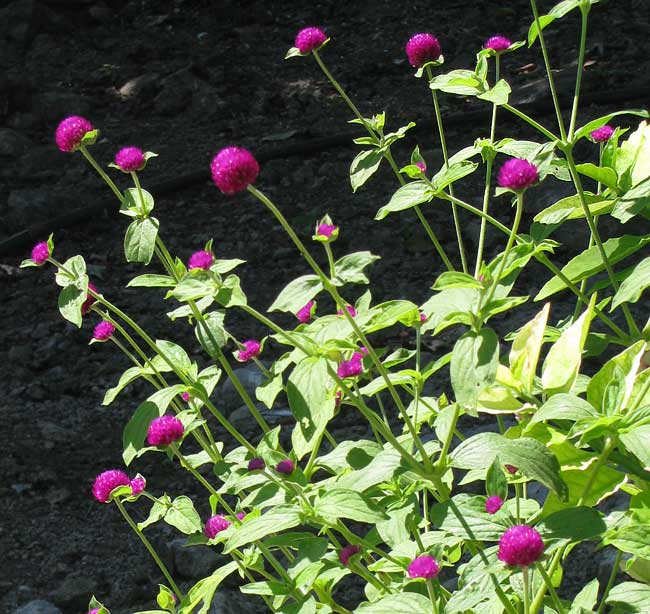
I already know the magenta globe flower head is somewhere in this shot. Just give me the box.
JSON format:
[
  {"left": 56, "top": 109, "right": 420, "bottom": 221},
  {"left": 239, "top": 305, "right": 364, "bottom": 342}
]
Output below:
[
  {"left": 114, "top": 146, "right": 145, "bottom": 172},
  {"left": 187, "top": 250, "right": 215, "bottom": 271},
  {"left": 55, "top": 115, "right": 94, "bottom": 152},
  {"left": 407, "top": 555, "right": 440, "bottom": 579},
  {"left": 130, "top": 475, "right": 146, "bottom": 495},
  {"left": 204, "top": 514, "right": 231, "bottom": 539},
  {"left": 414, "top": 161, "right": 427, "bottom": 173},
  {"left": 235, "top": 511, "right": 246, "bottom": 521},
  {"left": 181, "top": 391, "right": 191, "bottom": 402},
  {"left": 296, "top": 299, "right": 317, "bottom": 324},
  {"left": 406, "top": 33, "right": 442, "bottom": 68},
  {"left": 81, "top": 282, "right": 99, "bottom": 316},
  {"left": 92, "top": 320, "right": 115, "bottom": 342},
  {"left": 247, "top": 457, "right": 266, "bottom": 471},
  {"left": 337, "top": 354, "right": 363, "bottom": 378},
  {"left": 484, "top": 35, "right": 512, "bottom": 52},
  {"left": 210, "top": 146, "right": 259, "bottom": 195},
  {"left": 505, "top": 464, "right": 518, "bottom": 474},
  {"left": 31, "top": 241, "right": 50, "bottom": 265},
  {"left": 486, "top": 495, "right": 504, "bottom": 514},
  {"left": 497, "top": 158, "right": 539, "bottom": 192},
  {"left": 316, "top": 223, "right": 338, "bottom": 240},
  {"left": 295, "top": 27, "right": 327, "bottom": 54},
  {"left": 147, "top": 415, "right": 185, "bottom": 446},
  {"left": 339, "top": 544, "right": 361, "bottom": 566},
  {"left": 591, "top": 124, "right": 615, "bottom": 143},
  {"left": 92, "top": 469, "right": 131, "bottom": 503},
  {"left": 276, "top": 459, "right": 295, "bottom": 475},
  {"left": 236, "top": 339, "right": 261, "bottom": 362},
  {"left": 498, "top": 525, "right": 544, "bottom": 567}
]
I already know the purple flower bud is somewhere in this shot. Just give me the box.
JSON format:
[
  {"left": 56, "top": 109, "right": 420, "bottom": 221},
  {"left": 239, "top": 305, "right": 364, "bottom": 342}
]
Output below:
[
  {"left": 237, "top": 339, "right": 261, "bottom": 362},
  {"left": 147, "top": 415, "right": 184, "bottom": 446},
  {"left": 591, "top": 125, "right": 615, "bottom": 143},
  {"left": 497, "top": 525, "right": 544, "bottom": 567},
  {"left": 337, "top": 354, "right": 363, "bottom": 378},
  {"left": 497, "top": 158, "right": 539, "bottom": 191},
  {"left": 114, "top": 146, "right": 145, "bottom": 172},
  {"left": 414, "top": 161, "right": 427, "bottom": 173},
  {"left": 93, "top": 321, "right": 115, "bottom": 342},
  {"left": 317, "top": 223, "right": 338, "bottom": 239},
  {"left": 505, "top": 464, "right": 518, "bottom": 474},
  {"left": 484, "top": 35, "right": 512, "bottom": 52},
  {"left": 295, "top": 27, "right": 327, "bottom": 54},
  {"left": 247, "top": 457, "right": 266, "bottom": 471},
  {"left": 407, "top": 555, "right": 440, "bottom": 579},
  {"left": 405, "top": 33, "right": 441, "bottom": 68},
  {"left": 81, "top": 283, "right": 98, "bottom": 316},
  {"left": 337, "top": 305, "right": 357, "bottom": 317},
  {"left": 31, "top": 241, "right": 50, "bottom": 265},
  {"left": 485, "top": 495, "right": 504, "bottom": 514},
  {"left": 92, "top": 469, "right": 131, "bottom": 503},
  {"left": 339, "top": 544, "right": 361, "bottom": 566},
  {"left": 181, "top": 392, "right": 191, "bottom": 402},
  {"left": 130, "top": 476, "right": 146, "bottom": 495},
  {"left": 236, "top": 511, "right": 246, "bottom": 521},
  {"left": 276, "top": 459, "right": 295, "bottom": 475},
  {"left": 55, "top": 115, "right": 93, "bottom": 152},
  {"left": 188, "top": 250, "right": 215, "bottom": 270},
  {"left": 296, "top": 300, "right": 316, "bottom": 324},
  {"left": 204, "top": 514, "right": 231, "bottom": 538},
  {"left": 211, "top": 146, "right": 259, "bottom": 195}
]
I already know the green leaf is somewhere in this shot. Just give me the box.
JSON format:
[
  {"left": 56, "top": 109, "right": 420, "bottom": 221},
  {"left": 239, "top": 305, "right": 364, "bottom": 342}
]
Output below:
[
  {"left": 527, "top": 13, "right": 556, "bottom": 46},
  {"left": 165, "top": 496, "right": 202, "bottom": 534},
  {"left": 225, "top": 505, "right": 301, "bottom": 552},
  {"left": 355, "top": 593, "right": 432, "bottom": 614},
  {"left": 430, "top": 160, "right": 479, "bottom": 192},
  {"left": 574, "top": 109, "right": 649, "bottom": 142},
  {"left": 541, "top": 295, "right": 594, "bottom": 396},
  {"left": 122, "top": 401, "right": 160, "bottom": 465},
  {"left": 607, "top": 525, "right": 650, "bottom": 560},
  {"left": 315, "top": 488, "right": 388, "bottom": 524},
  {"left": 287, "top": 357, "right": 335, "bottom": 459},
  {"left": 122, "top": 187, "right": 155, "bottom": 217},
  {"left": 178, "top": 561, "right": 238, "bottom": 614},
  {"left": 477, "top": 79, "right": 511, "bottom": 105},
  {"left": 429, "top": 69, "right": 486, "bottom": 96},
  {"left": 155, "top": 340, "right": 192, "bottom": 375},
  {"left": 213, "top": 258, "right": 246, "bottom": 274},
  {"left": 127, "top": 274, "right": 176, "bottom": 288},
  {"left": 420, "top": 287, "right": 480, "bottom": 334},
  {"left": 569, "top": 578, "right": 599, "bottom": 613},
  {"left": 620, "top": 426, "right": 650, "bottom": 470},
  {"left": 509, "top": 303, "right": 549, "bottom": 395},
  {"left": 606, "top": 582, "right": 650, "bottom": 613},
  {"left": 486, "top": 457, "right": 508, "bottom": 500},
  {"left": 316, "top": 439, "right": 383, "bottom": 473},
  {"left": 432, "top": 271, "right": 483, "bottom": 291},
  {"left": 530, "top": 393, "right": 598, "bottom": 424},
  {"left": 333, "top": 251, "right": 380, "bottom": 285},
  {"left": 58, "top": 284, "right": 85, "bottom": 327},
  {"left": 612, "top": 257, "right": 650, "bottom": 309},
  {"left": 534, "top": 193, "right": 611, "bottom": 225},
  {"left": 450, "top": 328, "right": 499, "bottom": 412},
  {"left": 375, "top": 181, "right": 432, "bottom": 220},
  {"left": 195, "top": 312, "right": 227, "bottom": 358},
  {"left": 575, "top": 163, "right": 619, "bottom": 190},
  {"left": 336, "top": 448, "right": 403, "bottom": 492},
  {"left": 103, "top": 366, "right": 143, "bottom": 406},
  {"left": 536, "top": 235, "right": 650, "bottom": 300},
  {"left": 138, "top": 495, "right": 170, "bottom": 530},
  {"left": 363, "top": 300, "right": 420, "bottom": 334},
  {"left": 55, "top": 255, "right": 87, "bottom": 288},
  {"left": 350, "top": 149, "right": 384, "bottom": 192},
  {"left": 269, "top": 275, "right": 322, "bottom": 313},
  {"left": 124, "top": 217, "right": 159, "bottom": 265},
  {"left": 536, "top": 506, "right": 606, "bottom": 543},
  {"left": 430, "top": 494, "right": 510, "bottom": 540}
]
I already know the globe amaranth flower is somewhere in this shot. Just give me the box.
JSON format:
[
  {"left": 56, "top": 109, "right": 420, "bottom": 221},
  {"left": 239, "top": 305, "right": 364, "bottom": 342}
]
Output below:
[
  {"left": 88, "top": 608, "right": 100, "bottom": 614},
  {"left": 339, "top": 544, "right": 361, "bottom": 566},
  {"left": 337, "top": 354, "right": 363, "bottom": 378},
  {"left": 31, "top": 241, "right": 50, "bottom": 265},
  {"left": 93, "top": 321, "right": 115, "bottom": 342},
  {"left": 505, "top": 464, "right": 518, "bottom": 474},
  {"left": 414, "top": 161, "right": 427, "bottom": 173},
  {"left": 181, "top": 391, "right": 191, "bottom": 402},
  {"left": 407, "top": 555, "right": 440, "bottom": 579},
  {"left": 55, "top": 115, "right": 93, "bottom": 152},
  {"left": 296, "top": 300, "right": 316, "bottom": 324},
  {"left": 337, "top": 305, "right": 357, "bottom": 317},
  {"left": 210, "top": 146, "right": 259, "bottom": 195},
  {"left": 81, "top": 282, "right": 99, "bottom": 316},
  {"left": 419, "top": 311, "right": 427, "bottom": 323},
  {"left": 187, "top": 250, "right": 214, "bottom": 270},
  {"left": 147, "top": 415, "right": 184, "bottom": 446},
  {"left": 276, "top": 459, "right": 295, "bottom": 475},
  {"left": 497, "top": 158, "right": 539, "bottom": 191},
  {"left": 247, "top": 457, "right": 266, "bottom": 471},
  {"left": 334, "top": 390, "right": 343, "bottom": 408},
  {"left": 591, "top": 124, "right": 614, "bottom": 143},
  {"left": 236, "top": 511, "right": 246, "bottom": 521},
  {"left": 295, "top": 27, "right": 327, "bottom": 54},
  {"left": 316, "top": 223, "right": 338, "bottom": 239},
  {"left": 92, "top": 469, "right": 131, "bottom": 503},
  {"left": 498, "top": 525, "right": 544, "bottom": 567},
  {"left": 485, "top": 495, "right": 504, "bottom": 514},
  {"left": 405, "top": 33, "right": 442, "bottom": 68},
  {"left": 204, "top": 514, "right": 231, "bottom": 539},
  {"left": 114, "top": 146, "right": 145, "bottom": 172},
  {"left": 130, "top": 476, "right": 146, "bottom": 495},
  {"left": 484, "top": 35, "right": 512, "bottom": 52},
  {"left": 237, "top": 339, "right": 261, "bottom": 362}
]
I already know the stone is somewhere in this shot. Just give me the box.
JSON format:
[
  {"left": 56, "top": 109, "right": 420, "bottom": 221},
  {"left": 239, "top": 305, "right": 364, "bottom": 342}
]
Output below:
[
  {"left": 170, "top": 538, "right": 224, "bottom": 579},
  {"left": 217, "top": 364, "right": 268, "bottom": 413},
  {"left": 118, "top": 73, "right": 161, "bottom": 99},
  {"left": 0, "top": 128, "right": 31, "bottom": 157},
  {"left": 15, "top": 600, "right": 62, "bottom": 614},
  {"left": 48, "top": 575, "right": 96, "bottom": 610}
]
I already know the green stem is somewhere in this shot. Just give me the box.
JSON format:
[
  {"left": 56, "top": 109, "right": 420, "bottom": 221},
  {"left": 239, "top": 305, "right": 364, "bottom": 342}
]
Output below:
[
  {"left": 79, "top": 145, "right": 124, "bottom": 202},
  {"left": 568, "top": 4, "right": 590, "bottom": 140},
  {"left": 596, "top": 549, "right": 622, "bottom": 614},
  {"left": 435, "top": 404, "right": 460, "bottom": 471},
  {"left": 114, "top": 499, "right": 183, "bottom": 599},
  {"left": 426, "top": 579, "right": 439, "bottom": 614},
  {"left": 427, "top": 66, "right": 468, "bottom": 273},
  {"left": 535, "top": 562, "right": 566, "bottom": 614},
  {"left": 502, "top": 104, "right": 559, "bottom": 142},
  {"left": 523, "top": 566, "right": 531, "bottom": 614},
  {"left": 529, "top": 0, "right": 568, "bottom": 141},
  {"left": 131, "top": 171, "right": 147, "bottom": 216},
  {"left": 515, "top": 482, "right": 522, "bottom": 523}
]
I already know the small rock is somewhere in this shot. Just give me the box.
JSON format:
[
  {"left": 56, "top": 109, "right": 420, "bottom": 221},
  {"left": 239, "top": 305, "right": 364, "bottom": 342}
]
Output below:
[
  {"left": 118, "top": 73, "right": 161, "bottom": 99},
  {"left": 48, "top": 576, "right": 96, "bottom": 610},
  {"left": 218, "top": 364, "right": 268, "bottom": 413},
  {"left": 171, "top": 538, "right": 224, "bottom": 579},
  {"left": 15, "top": 600, "right": 62, "bottom": 614}
]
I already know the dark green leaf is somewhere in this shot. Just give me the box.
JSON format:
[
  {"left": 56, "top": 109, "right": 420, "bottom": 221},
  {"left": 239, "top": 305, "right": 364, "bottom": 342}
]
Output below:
[
  {"left": 123, "top": 401, "right": 160, "bottom": 465},
  {"left": 124, "top": 217, "right": 159, "bottom": 265}
]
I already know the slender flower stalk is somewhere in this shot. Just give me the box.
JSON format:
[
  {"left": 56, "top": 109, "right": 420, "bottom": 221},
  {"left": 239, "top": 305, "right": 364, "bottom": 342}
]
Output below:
[{"left": 568, "top": 3, "right": 590, "bottom": 139}]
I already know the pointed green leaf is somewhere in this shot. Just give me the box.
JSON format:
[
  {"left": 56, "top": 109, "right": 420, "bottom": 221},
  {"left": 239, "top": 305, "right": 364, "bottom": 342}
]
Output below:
[
  {"left": 269, "top": 275, "right": 322, "bottom": 313},
  {"left": 375, "top": 181, "right": 432, "bottom": 220},
  {"left": 124, "top": 217, "right": 159, "bottom": 265},
  {"left": 350, "top": 149, "right": 384, "bottom": 192}
]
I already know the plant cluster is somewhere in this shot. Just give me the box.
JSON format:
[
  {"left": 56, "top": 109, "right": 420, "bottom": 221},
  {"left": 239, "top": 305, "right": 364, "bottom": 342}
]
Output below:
[{"left": 21, "top": 1, "right": 650, "bottom": 613}]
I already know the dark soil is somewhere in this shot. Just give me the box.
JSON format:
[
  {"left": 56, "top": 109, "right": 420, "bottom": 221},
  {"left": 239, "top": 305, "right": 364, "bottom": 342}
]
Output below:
[{"left": 1, "top": 0, "right": 649, "bottom": 612}]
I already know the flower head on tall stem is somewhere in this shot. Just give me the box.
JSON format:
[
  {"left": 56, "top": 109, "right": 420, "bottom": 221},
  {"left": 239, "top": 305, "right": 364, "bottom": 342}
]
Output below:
[
  {"left": 484, "top": 35, "right": 512, "bottom": 52},
  {"left": 316, "top": 223, "right": 338, "bottom": 240},
  {"left": 92, "top": 469, "right": 131, "bottom": 503},
  {"left": 93, "top": 320, "right": 115, "bottom": 342},
  {"left": 405, "top": 33, "right": 442, "bottom": 68},
  {"left": 236, "top": 339, "right": 261, "bottom": 362},
  {"left": 147, "top": 415, "right": 184, "bottom": 446},
  {"left": 130, "top": 475, "right": 146, "bottom": 495},
  {"left": 407, "top": 555, "right": 440, "bottom": 579},
  {"left": 337, "top": 354, "right": 363, "bottom": 378},
  {"left": 204, "top": 514, "right": 231, "bottom": 539},
  {"left": 497, "top": 525, "right": 544, "bottom": 567},
  {"left": 497, "top": 158, "right": 539, "bottom": 192},
  {"left": 295, "top": 27, "right": 327, "bottom": 54},
  {"left": 55, "top": 115, "right": 93, "bottom": 152},
  {"left": 296, "top": 300, "right": 316, "bottom": 324},
  {"left": 114, "top": 146, "right": 146, "bottom": 172},
  {"left": 590, "top": 124, "right": 614, "bottom": 143},
  {"left": 276, "top": 459, "right": 295, "bottom": 475},
  {"left": 210, "top": 147, "right": 259, "bottom": 195},
  {"left": 247, "top": 457, "right": 266, "bottom": 471},
  {"left": 187, "top": 250, "right": 214, "bottom": 270},
  {"left": 31, "top": 241, "right": 50, "bottom": 265},
  {"left": 486, "top": 495, "right": 504, "bottom": 514}
]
